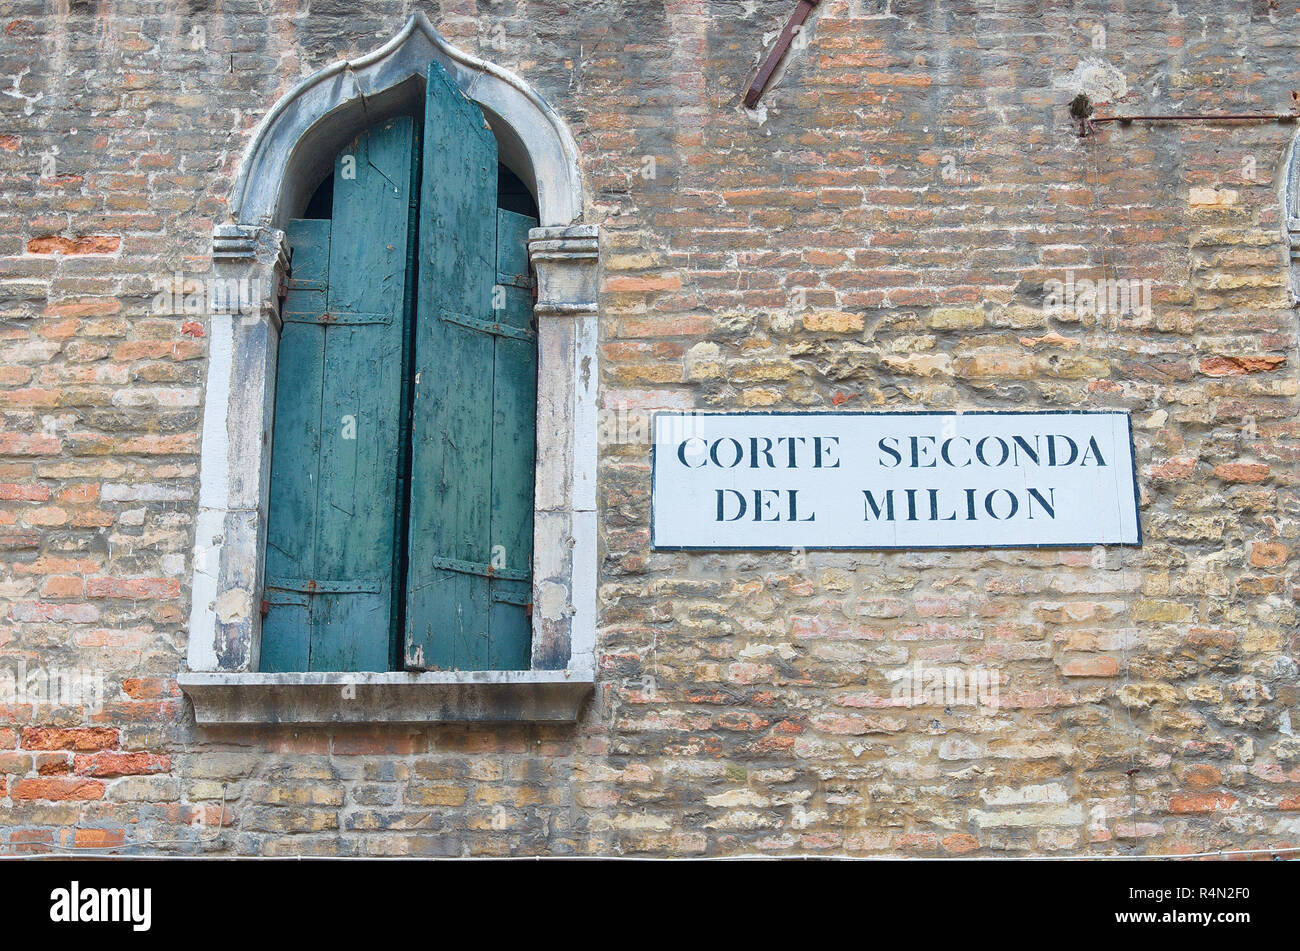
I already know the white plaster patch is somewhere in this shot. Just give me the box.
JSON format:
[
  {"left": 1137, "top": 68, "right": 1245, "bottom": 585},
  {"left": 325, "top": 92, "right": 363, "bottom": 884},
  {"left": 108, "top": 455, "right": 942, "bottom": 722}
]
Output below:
[
  {"left": 1053, "top": 57, "right": 1128, "bottom": 104},
  {"left": 978, "top": 783, "right": 1070, "bottom": 806},
  {"left": 686, "top": 341, "right": 721, "bottom": 363},
  {"left": 769, "top": 311, "right": 795, "bottom": 333},
  {"left": 196, "top": 315, "right": 233, "bottom": 510},
  {"left": 706, "top": 788, "right": 770, "bottom": 808},
  {"left": 186, "top": 508, "right": 225, "bottom": 670},
  {"left": 573, "top": 313, "right": 599, "bottom": 512},
  {"left": 538, "top": 581, "right": 571, "bottom": 621},
  {"left": 215, "top": 587, "right": 252, "bottom": 623},
  {"left": 568, "top": 509, "right": 597, "bottom": 674}
]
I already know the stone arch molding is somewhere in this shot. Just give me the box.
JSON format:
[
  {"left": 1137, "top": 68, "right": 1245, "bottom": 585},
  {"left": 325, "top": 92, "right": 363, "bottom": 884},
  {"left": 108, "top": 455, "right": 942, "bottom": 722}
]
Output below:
[
  {"left": 228, "top": 10, "right": 583, "bottom": 230},
  {"left": 182, "top": 13, "right": 598, "bottom": 724},
  {"left": 1284, "top": 130, "right": 1300, "bottom": 299}
]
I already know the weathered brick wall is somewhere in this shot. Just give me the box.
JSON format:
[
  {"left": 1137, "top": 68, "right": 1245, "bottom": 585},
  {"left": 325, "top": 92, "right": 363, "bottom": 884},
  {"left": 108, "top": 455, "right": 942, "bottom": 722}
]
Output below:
[{"left": 1, "top": 0, "right": 1298, "bottom": 855}]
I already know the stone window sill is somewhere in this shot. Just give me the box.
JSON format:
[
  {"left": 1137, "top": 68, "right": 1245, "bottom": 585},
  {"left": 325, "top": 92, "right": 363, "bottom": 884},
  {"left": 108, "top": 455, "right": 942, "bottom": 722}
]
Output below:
[{"left": 179, "top": 670, "right": 594, "bottom": 724}]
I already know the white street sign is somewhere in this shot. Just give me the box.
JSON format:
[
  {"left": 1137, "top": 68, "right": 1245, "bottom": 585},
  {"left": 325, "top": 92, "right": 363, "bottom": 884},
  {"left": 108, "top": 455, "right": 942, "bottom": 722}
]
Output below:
[{"left": 651, "top": 411, "right": 1141, "bottom": 550}]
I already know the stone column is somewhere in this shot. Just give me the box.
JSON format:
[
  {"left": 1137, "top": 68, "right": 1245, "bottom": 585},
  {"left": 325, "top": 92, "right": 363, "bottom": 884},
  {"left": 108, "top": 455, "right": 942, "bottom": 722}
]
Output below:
[
  {"left": 186, "top": 224, "right": 288, "bottom": 672},
  {"left": 528, "top": 224, "right": 600, "bottom": 673}
]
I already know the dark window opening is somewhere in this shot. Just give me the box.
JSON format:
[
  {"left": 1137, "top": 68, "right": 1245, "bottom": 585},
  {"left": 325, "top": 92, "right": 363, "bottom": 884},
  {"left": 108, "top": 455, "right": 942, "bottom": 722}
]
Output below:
[
  {"left": 498, "top": 164, "right": 539, "bottom": 218},
  {"left": 303, "top": 163, "right": 535, "bottom": 220},
  {"left": 302, "top": 172, "right": 334, "bottom": 219}
]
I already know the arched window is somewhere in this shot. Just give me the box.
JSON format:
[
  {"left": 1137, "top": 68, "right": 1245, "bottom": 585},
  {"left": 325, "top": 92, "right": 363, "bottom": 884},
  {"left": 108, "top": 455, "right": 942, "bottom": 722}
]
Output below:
[
  {"left": 261, "top": 62, "right": 540, "bottom": 673},
  {"left": 182, "top": 14, "right": 597, "bottom": 722}
]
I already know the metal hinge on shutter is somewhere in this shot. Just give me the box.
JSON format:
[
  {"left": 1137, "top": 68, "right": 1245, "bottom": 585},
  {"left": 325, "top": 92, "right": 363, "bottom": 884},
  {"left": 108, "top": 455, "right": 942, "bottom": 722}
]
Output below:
[
  {"left": 281, "top": 310, "right": 392, "bottom": 326},
  {"left": 496, "top": 268, "right": 533, "bottom": 291},
  {"left": 440, "top": 309, "right": 536, "bottom": 341},
  {"left": 492, "top": 592, "right": 531, "bottom": 606},
  {"left": 264, "top": 576, "right": 383, "bottom": 594},
  {"left": 425, "top": 555, "right": 529, "bottom": 583}
]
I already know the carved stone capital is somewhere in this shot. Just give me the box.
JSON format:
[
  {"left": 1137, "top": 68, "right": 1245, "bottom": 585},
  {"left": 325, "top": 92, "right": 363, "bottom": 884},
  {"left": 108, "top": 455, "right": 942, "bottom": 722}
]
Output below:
[{"left": 529, "top": 225, "right": 599, "bottom": 319}]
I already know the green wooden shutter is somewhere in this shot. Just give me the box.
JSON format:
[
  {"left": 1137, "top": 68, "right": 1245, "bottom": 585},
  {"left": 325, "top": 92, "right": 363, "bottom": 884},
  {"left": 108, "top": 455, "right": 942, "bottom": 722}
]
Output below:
[
  {"left": 404, "top": 61, "right": 538, "bottom": 671},
  {"left": 262, "top": 116, "right": 418, "bottom": 672},
  {"left": 487, "top": 208, "right": 539, "bottom": 670}
]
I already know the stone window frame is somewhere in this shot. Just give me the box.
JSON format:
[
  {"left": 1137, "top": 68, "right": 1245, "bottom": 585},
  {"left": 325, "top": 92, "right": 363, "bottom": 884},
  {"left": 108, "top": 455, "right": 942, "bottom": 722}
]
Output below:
[
  {"left": 1285, "top": 131, "right": 1300, "bottom": 300},
  {"left": 179, "top": 13, "right": 597, "bottom": 724}
]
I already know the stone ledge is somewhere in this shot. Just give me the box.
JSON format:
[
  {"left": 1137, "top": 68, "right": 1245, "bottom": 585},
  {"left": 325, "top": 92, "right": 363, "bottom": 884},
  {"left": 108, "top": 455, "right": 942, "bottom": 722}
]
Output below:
[{"left": 179, "top": 670, "right": 594, "bottom": 724}]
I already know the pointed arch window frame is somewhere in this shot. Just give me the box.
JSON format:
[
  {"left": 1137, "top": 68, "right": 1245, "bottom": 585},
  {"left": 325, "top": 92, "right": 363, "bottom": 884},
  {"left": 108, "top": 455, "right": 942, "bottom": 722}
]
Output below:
[{"left": 179, "top": 14, "right": 597, "bottom": 723}]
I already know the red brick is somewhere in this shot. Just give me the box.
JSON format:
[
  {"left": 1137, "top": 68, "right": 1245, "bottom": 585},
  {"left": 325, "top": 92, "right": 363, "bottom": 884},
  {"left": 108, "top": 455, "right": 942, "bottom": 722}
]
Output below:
[
  {"left": 121, "top": 678, "right": 179, "bottom": 699},
  {"left": 1062, "top": 656, "right": 1120, "bottom": 677},
  {"left": 8, "top": 829, "right": 54, "bottom": 856},
  {"left": 73, "top": 752, "right": 169, "bottom": 777},
  {"left": 56, "top": 483, "right": 98, "bottom": 504},
  {"left": 603, "top": 275, "right": 682, "bottom": 293},
  {"left": 1199, "top": 355, "right": 1286, "bottom": 376},
  {"left": 1183, "top": 764, "right": 1222, "bottom": 787},
  {"left": 85, "top": 577, "right": 180, "bottom": 599},
  {"left": 1147, "top": 458, "right": 1196, "bottom": 481},
  {"left": 0, "top": 434, "right": 60, "bottom": 456},
  {"left": 110, "top": 340, "right": 205, "bottom": 362},
  {"left": 21, "top": 727, "right": 119, "bottom": 751},
  {"left": 42, "top": 298, "right": 122, "bottom": 318},
  {"left": 65, "top": 828, "right": 126, "bottom": 849},
  {"left": 896, "top": 832, "right": 939, "bottom": 848},
  {"left": 25, "top": 234, "right": 121, "bottom": 255},
  {"left": 941, "top": 833, "right": 980, "bottom": 854},
  {"left": 1170, "top": 793, "right": 1237, "bottom": 814},
  {"left": 1214, "top": 463, "right": 1271, "bottom": 484},
  {"left": 11, "top": 777, "right": 105, "bottom": 800},
  {"left": 9, "top": 601, "right": 99, "bottom": 623},
  {"left": 0, "top": 483, "right": 49, "bottom": 501},
  {"left": 1249, "top": 542, "right": 1288, "bottom": 568},
  {"left": 36, "top": 754, "right": 70, "bottom": 775}
]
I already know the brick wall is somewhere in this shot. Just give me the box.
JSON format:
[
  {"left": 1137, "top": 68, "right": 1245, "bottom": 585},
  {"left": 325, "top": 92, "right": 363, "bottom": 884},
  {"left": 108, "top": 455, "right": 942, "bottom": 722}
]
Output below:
[{"left": 0, "top": 0, "right": 1297, "bottom": 856}]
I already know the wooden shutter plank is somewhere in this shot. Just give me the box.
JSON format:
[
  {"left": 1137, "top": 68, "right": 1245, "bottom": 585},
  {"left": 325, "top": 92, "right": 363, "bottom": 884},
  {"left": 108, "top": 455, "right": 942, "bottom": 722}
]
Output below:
[
  {"left": 409, "top": 317, "right": 494, "bottom": 670},
  {"left": 488, "top": 207, "right": 539, "bottom": 671},
  {"left": 311, "top": 117, "right": 415, "bottom": 672},
  {"left": 495, "top": 206, "right": 533, "bottom": 290},
  {"left": 488, "top": 581, "right": 532, "bottom": 670},
  {"left": 405, "top": 60, "right": 501, "bottom": 671},
  {"left": 261, "top": 218, "right": 330, "bottom": 673}
]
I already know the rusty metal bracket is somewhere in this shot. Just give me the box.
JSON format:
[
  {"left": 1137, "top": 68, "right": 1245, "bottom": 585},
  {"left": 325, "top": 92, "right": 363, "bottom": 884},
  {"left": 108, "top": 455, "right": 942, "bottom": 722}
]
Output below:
[
  {"left": 744, "top": 0, "right": 820, "bottom": 109},
  {"left": 1093, "top": 111, "right": 1297, "bottom": 126},
  {"left": 1079, "top": 104, "right": 1298, "bottom": 137}
]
